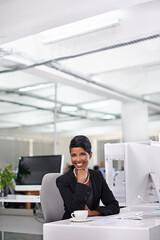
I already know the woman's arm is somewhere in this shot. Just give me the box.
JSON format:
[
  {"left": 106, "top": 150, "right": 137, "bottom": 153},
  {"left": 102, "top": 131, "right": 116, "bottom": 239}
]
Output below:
[
  {"left": 95, "top": 171, "right": 120, "bottom": 215},
  {"left": 84, "top": 204, "right": 101, "bottom": 216}
]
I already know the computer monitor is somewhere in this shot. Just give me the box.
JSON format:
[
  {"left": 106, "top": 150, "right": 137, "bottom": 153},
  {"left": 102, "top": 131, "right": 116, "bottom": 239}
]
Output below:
[
  {"left": 15, "top": 155, "right": 64, "bottom": 191},
  {"left": 105, "top": 142, "right": 160, "bottom": 207},
  {"left": 125, "top": 143, "right": 160, "bottom": 206}
]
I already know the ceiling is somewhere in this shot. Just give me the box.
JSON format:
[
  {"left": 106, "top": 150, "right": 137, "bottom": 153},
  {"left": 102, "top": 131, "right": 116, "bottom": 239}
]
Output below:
[{"left": 0, "top": 0, "right": 160, "bottom": 137}]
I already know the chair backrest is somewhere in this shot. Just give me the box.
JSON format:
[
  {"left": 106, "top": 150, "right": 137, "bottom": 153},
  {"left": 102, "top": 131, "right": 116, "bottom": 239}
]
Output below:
[{"left": 40, "top": 173, "right": 64, "bottom": 223}]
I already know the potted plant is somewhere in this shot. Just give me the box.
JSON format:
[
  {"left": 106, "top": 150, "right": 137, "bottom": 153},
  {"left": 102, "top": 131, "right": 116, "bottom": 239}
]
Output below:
[{"left": 0, "top": 164, "right": 16, "bottom": 197}]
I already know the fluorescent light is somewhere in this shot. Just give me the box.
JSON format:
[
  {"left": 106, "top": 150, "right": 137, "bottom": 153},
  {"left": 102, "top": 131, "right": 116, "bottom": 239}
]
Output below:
[
  {"left": 19, "top": 83, "right": 53, "bottom": 92},
  {"left": 61, "top": 106, "right": 78, "bottom": 112},
  {"left": 83, "top": 99, "right": 121, "bottom": 115},
  {"left": 83, "top": 100, "right": 110, "bottom": 109},
  {"left": 102, "top": 114, "right": 116, "bottom": 120},
  {"left": 42, "top": 12, "right": 120, "bottom": 44}
]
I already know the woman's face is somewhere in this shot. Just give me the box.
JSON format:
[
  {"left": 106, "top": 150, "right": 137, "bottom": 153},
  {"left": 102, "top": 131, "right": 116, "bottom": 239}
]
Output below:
[{"left": 70, "top": 147, "right": 92, "bottom": 170}]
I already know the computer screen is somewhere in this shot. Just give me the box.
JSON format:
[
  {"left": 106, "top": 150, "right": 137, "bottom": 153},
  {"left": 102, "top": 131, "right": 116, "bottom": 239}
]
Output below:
[
  {"left": 105, "top": 142, "right": 160, "bottom": 207},
  {"left": 16, "top": 155, "right": 64, "bottom": 185},
  {"left": 125, "top": 143, "right": 160, "bottom": 206}
]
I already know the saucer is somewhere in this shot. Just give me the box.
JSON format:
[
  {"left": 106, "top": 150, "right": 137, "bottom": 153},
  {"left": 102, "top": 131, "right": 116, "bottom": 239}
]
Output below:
[{"left": 70, "top": 217, "right": 92, "bottom": 222}]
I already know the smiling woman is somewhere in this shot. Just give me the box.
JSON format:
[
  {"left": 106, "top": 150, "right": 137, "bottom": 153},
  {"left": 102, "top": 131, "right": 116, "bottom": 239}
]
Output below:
[{"left": 56, "top": 135, "right": 120, "bottom": 219}]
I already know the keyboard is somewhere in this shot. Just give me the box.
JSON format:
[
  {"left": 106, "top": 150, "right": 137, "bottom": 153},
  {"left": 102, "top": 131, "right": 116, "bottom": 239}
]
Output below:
[
  {"left": 131, "top": 203, "right": 160, "bottom": 212},
  {"left": 114, "top": 211, "right": 143, "bottom": 220}
]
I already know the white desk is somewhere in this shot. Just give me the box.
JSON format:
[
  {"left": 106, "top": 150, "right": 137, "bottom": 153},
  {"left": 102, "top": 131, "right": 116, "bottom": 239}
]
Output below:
[
  {"left": 15, "top": 185, "right": 41, "bottom": 191},
  {"left": 14, "top": 186, "right": 41, "bottom": 209},
  {"left": 0, "top": 194, "right": 40, "bottom": 203},
  {"left": 43, "top": 209, "right": 160, "bottom": 240},
  {"left": 0, "top": 194, "right": 42, "bottom": 240}
]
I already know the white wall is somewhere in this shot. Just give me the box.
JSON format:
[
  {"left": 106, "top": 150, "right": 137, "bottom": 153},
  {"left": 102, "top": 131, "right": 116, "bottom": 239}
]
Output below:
[{"left": 0, "top": 137, "right": 54, "bottom": 169}]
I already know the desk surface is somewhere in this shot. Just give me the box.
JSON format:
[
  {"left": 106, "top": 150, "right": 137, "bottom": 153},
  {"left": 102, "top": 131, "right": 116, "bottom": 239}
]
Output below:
[
  {"left": 44, "top": 207, "right": 160, "bottom": 240},
  {"left": 0, "top": 194, "right": 40, "bottom": 203},
  {"left": 44, "top": 215, "right": 160, "bottom": 229},
  {"left": 15, "top": 185, "right": 41, "bottom": 191}
]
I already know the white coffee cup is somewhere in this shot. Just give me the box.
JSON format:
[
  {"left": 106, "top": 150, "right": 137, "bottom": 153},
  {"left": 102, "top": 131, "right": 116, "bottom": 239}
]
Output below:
[{"left": 71, "top": 210, "right": 88, "bottom": 219}]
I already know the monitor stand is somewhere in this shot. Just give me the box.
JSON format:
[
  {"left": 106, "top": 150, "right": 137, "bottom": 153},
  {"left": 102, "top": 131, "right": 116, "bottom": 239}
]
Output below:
[{"left": 149, "top": 172, "right": 160, "bottom": 203}]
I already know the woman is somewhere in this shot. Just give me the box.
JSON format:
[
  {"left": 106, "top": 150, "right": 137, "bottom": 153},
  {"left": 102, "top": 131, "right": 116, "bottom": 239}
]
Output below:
[{"left": 56, "top": 135, "right": 120, "bottom": 219}]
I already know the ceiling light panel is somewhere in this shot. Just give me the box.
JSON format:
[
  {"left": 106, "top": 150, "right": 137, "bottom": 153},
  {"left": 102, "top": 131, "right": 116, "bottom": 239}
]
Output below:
[
  {"left": 82, "top": 99, "right": 121, "bottom": 114},
  {"left": 42, "top": 12, "right": 120, "bottom": 44},
  {"left": 101, "top": 114, "right": 116, "bottom": 120},
  {"left": 61, "top": 106, "right": 78, "bottom": 112},
  {"left": 19, "top": 83, "right": 54, "bottom": 92}
]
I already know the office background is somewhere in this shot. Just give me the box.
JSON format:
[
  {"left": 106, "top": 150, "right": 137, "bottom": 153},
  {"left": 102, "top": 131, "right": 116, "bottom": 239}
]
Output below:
[
  {"left": 0, "top": 0, "right": 160, "bottom": 171},
  {"left": 0, "top": 1, "right": 160, "bottom": 239}
]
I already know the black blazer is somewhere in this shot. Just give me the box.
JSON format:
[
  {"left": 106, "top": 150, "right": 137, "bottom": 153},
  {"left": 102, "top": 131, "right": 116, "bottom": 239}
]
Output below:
[{"left": 56, "top": 166, "right": 120, "bottom": 219}]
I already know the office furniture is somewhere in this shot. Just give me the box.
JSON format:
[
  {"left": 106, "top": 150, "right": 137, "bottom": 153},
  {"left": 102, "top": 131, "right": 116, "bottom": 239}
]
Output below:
[
  {"left": 14, "top": 185, "right": 41, "bottom": 209},
  {"left": 40, "top": 173, "right": 64, "bottom": 223},
  {"left": 0, "top": 194, "right": 40, "bottom": 204},
  {"left": 0, "top": 194, "right": 43, "bottom": 240},
  {"left": 0, "top": 193, "right": 40, "bottom": 209},
  {"left": 43, "top": 207, "right": 160, "bottom": 240},
  {"left": 15, "top": 185, "right": 41, "bottom": 191},
  {"left": 16, "top": 189, "right": 40, "bottom": 210}
]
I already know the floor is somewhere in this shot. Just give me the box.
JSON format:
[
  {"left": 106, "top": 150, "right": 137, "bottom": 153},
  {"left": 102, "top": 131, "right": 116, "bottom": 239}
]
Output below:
[{"left": 0, "top": 232, "right": 43, "bottom": 240}]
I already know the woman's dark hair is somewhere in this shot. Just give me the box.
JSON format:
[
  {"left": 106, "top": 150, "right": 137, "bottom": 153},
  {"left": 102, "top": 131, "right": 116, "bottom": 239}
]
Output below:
[{"left": 69, "top": 135, "right": 91, "bottom": 154}]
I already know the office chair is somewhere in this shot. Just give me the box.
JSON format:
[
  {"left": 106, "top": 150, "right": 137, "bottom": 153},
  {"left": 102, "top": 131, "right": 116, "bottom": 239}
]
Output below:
[{"left": 40, "top": 173, "right": 64, "bottom": 223}]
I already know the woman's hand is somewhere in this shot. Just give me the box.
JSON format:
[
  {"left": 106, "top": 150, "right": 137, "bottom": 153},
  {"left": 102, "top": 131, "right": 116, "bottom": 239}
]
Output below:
[{"left": 84, "top": 205, "right": 101, "bottom": 216}]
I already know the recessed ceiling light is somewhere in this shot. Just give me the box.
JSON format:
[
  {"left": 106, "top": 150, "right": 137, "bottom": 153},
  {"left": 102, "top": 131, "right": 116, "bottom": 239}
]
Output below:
[
  {"left": 102, "top": 114, "right": 116, "bottom": 120},
  {"left": 82, "top": 100, "right": 110, "bottom": 109},
  {"left": 19, "top": 83, "right": 53, "bottom": 92},
  {"left": 61, "top": 106, "right": 78, "bottom": 112}
]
